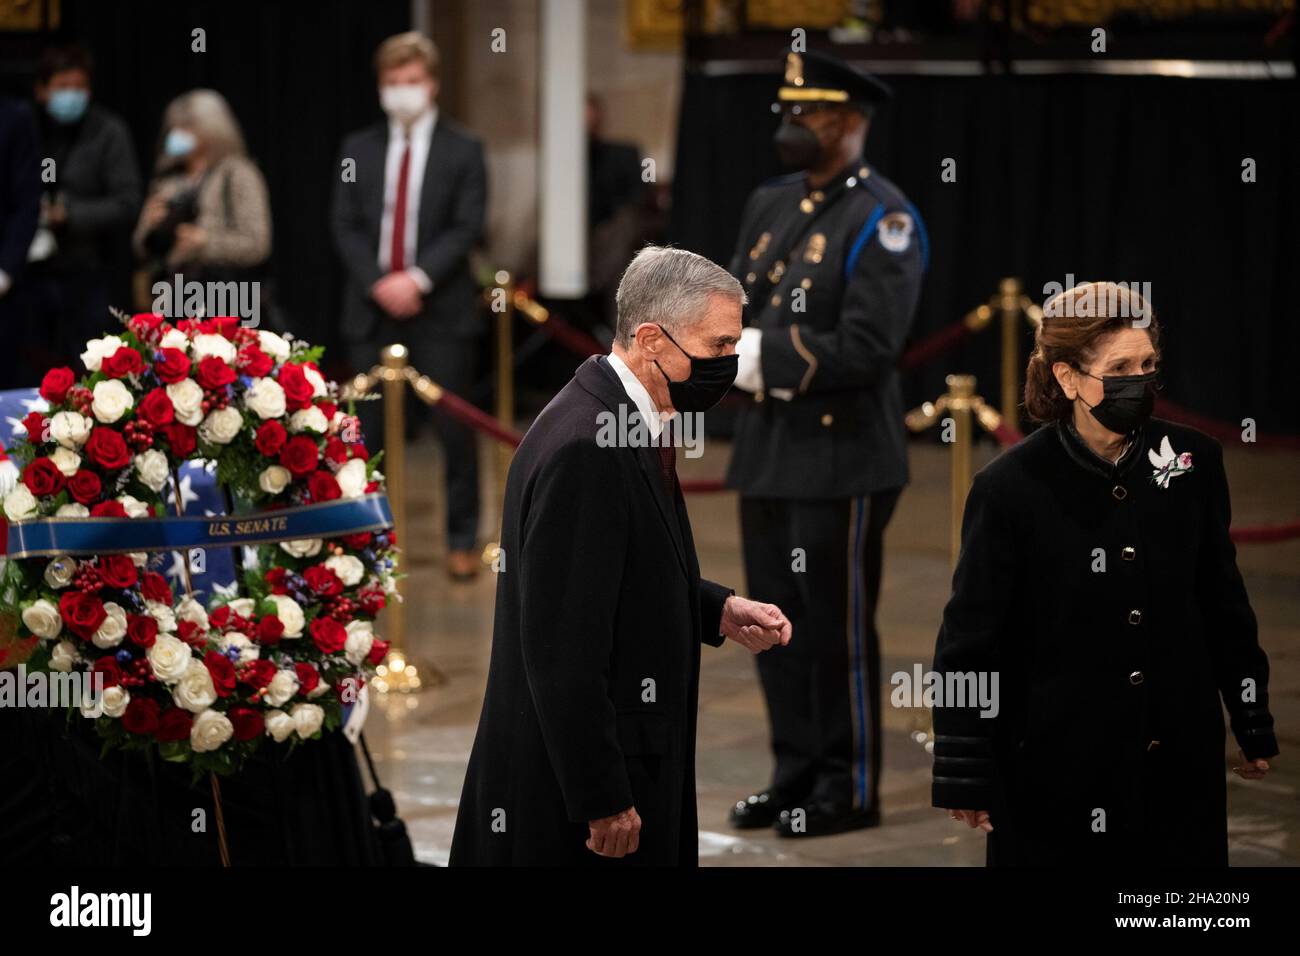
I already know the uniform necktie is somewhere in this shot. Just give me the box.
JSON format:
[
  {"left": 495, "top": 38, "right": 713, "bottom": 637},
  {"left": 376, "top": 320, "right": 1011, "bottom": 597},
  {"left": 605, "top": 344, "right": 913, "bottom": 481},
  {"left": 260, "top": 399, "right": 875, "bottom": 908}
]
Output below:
[{"left": 390, "top": 134, "right": 411, "bottom": 272}]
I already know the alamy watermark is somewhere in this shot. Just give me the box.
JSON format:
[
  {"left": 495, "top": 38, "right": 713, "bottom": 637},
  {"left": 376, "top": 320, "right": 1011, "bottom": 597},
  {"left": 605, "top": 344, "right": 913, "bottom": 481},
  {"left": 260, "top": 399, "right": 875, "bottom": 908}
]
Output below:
[
  {"left": 1042, "top": 273, "right": 1151, "bottom": 328},
  {"left": 152, "top": 273, "right": 260, "bottom": 327},
  {"left": 595, "top": 405, "right": 706, "bottom": 458},
  {"left": 0, "top": 665, "right": 104, "bottom": 713},
  {"left": 891, "top": 664, "right": 1000, "bottom": 718}
]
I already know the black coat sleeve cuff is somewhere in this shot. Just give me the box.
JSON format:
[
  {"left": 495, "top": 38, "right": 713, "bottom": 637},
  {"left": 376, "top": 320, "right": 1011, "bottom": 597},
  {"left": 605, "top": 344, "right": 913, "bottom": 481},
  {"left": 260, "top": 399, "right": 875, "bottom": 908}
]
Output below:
[{"left": 698, "top": 579, "right": 733, "bottom": 648}]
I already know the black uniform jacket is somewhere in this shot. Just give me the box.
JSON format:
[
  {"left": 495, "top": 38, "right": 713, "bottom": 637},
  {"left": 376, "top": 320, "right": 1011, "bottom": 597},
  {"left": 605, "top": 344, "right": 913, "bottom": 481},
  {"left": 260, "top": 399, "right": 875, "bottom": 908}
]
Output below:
[
  {"left": 931, "top": 419, "right": 1278, "bottom": 865},
  {"left": 450, "top": 356, "right": 733, "bottom": 866},
  {"left": 725, "top": 160, "right": 926, "bottom": 498}
]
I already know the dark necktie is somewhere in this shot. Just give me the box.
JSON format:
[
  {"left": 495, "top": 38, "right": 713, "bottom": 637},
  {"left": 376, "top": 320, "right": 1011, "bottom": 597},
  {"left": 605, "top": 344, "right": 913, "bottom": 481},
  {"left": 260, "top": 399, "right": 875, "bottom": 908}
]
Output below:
[
  {"left": 390, "top": 134, "right": 411, "bottom": 271},
  {"left": 657, "top": 443, "right": 677, "bottom": 497}
]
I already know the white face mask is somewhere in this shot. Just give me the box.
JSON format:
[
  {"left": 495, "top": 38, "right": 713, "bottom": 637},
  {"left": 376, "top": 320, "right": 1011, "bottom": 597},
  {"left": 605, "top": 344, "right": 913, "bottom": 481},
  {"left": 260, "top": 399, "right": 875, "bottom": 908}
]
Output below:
[{"left": 380, "top": 83, "right": 430, "bottom": 123}]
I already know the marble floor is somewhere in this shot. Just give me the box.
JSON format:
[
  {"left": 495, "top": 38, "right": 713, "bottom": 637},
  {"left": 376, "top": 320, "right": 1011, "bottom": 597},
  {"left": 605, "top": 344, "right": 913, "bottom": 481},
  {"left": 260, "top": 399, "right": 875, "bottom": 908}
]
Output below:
[{"left": 361, "top": 430, "right": 1300, "bottom": 867}]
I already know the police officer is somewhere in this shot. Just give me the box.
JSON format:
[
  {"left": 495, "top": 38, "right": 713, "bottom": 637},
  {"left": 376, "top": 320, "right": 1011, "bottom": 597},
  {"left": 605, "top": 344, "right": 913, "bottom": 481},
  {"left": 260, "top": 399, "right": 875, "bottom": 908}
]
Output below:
[{"left": 725, "top": 50, "right": 927, "bottom": 837}]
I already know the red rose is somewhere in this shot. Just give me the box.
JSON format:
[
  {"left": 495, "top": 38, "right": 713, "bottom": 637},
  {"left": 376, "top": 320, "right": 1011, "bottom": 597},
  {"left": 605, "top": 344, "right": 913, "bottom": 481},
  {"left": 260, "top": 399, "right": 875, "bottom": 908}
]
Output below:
[
  {"left": 59, "top": 591, "right": 106, "bottom": 639},
  {"left": 39, "top": 367, "right": 76, "bottom": 404},
  {"left": 204, "top": 650, "right": 236, "bottom": 698},
  {"left": 98, "top": 555, "right": 138, "bottom": 590},
  {"left": 91, "top": 656, "right": 121, "bottom": 689},
  {"left": 264, "top": 567, "right": 288, "bottom": 594},
  {"left": 141, "top": 571, "right": 173, "bottom": 604},
  {"left": 294, "top": 662, "right": 320, "bottom": 694},
  {"left": 254, "top": 420, "right": 287, "bottom": 457},
  {"left": 156, "top": 708, "right": 193, "bottom": 742},
  {"left": 127, "top": 613, "right": 158, "bottom": 649},
  {"left": 277, "top": 363, "right": 314, "bottom": 409},
  {"left": 67, "top": 470, "right": 102, "bottom": 505},
  {"left": 367, "top": 639, "right": 390, "bottom": 665},
  {"left": 90, "top": 500, "right": 128, "bottom": 518},
  {"left": 137, "top": 388, "right": 175, "bottom": 427},
  {"left": 237, "top": 345, "right": 273, "bottom": 377},
  {"left": 22, "top": 457, "right": 65, "bottom": 497},
  {"left": 309, "top": 616, "right": 347, "bottom": 654},
  {"left": 128, "top": 313, "right": 166, "bottom": 341},
  {"left": 210, "top": 317, "right": 241, "bottom": 337},
  {"left": 350, "top": 443, "right": 369, "bottom": 462},
  {"left": 342, "top": 532, "right": 371, "bottom": 549},
  {"left": 22, "top": 411, "right": 48, "bottom": 442},
  {"left": 240, "top": 658, "right": 277, "bottom": 689},
  {"left": 157, "top": 422, "right": 197, "bottom": 459},
  {"left": 318, "top": 401, "right": 337, "bottom": 421},
  {"left": 209, "top": 605, "right": 232, "bottom": 630},
  {"left": 154, "top": 348, "right": 191, "bottom": 384},
  {"left": 303, "top": 565, "right": 343, "bottom": 597},
  {"left": 122, "top": 697, "right": 160, "bottom": 736},
  {"left": 308, "top": 470, "right": 341, "bottom": 502},
  {"left": 228, "top": 705, "right": 264, "bottom": 741},
  {"left": 195, "top": 356, "right": 236, "bottom": 390},
  {"left": 359, "top": 588, "right": 386, "bottom": 615},
  {"left": 279, "top": 435, "right": 319, "bottom": 477},
  {"left": 177, "top": 619, "right": 205, "bottom": 647},
  {"left": 84, "top": 428, "right": 131, "bottom": 471},
  {"left": 255, "top": 614, "right": 284, "bottom": 645},
  {"left": 101, "top": 346, "right": 145, "bottom": 379}
]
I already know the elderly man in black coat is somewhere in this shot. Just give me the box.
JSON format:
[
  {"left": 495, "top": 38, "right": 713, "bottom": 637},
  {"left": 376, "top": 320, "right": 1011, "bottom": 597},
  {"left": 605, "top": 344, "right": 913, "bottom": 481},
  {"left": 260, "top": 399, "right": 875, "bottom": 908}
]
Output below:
[{"left": 451, "top": 246, "right": 792, "bottom": 866}]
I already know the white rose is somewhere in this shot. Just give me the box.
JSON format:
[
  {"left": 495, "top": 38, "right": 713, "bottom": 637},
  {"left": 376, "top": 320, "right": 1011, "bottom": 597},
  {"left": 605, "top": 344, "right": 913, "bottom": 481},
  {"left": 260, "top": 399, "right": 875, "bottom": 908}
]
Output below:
[
  {"left": 166, "top": 379, "right": 205, "bottom": 426},
  {"left": 130, "top": 552, "right": 148, "bottom": 567},
  {"left": 288, "top": 406, "right": 328, "bottom": 434},
  {"left": 21, "top": 598, "right": 62, "bottom": 639},
  {"left": 326, "top": 554, "right": 365, "bottom": 587},
  {"left": 117, "top": 495, "right": 150, "bottom": 519},
  {"left": 43, "top": 556, "right": 76, "bottom": 590},
  {"left": 335, "top": 458, "right": 368, "bottom": 499},
  {"left": 91, "top": 379, "right": 134, "bottom": 424},
  {"left": 80, "top": 334, "right": 125, "bottom": 373},
  {"left": 173, "top": 658, "right": 218, "bottom": 712},
  {"left": 50, "top": 411, "right": 92, "bottom": 449},
  {"left": 159, "top": 327, "right": 189, "bottom": 351},
  {"left": 265, "top": 668, "right": 300, "bottom": 707},
  {"left": 303, "top": 365, "right": 327, "bottom": 397},
  {"left": 264, "top": 709, "right": 296, "bottom": 742},
  {"left": 343, "top": 620, "right": 374, "bottom": 666},
  {"left": 220, "top": 633, "right": 259, "bottom": 664},
  {"left": 191, "top": 333, "right": 237, "bottom": 363},
  {"left": 257, "top": 330, "right": 291, "bottom": 363},
  {"left": 266, "top": 594, "right": 304, "bottom": 637},
  {"left": 279, "top": 538, "right": 322, "bottom": 559},
  {"left": 3, "top": 485, "right": 38, "bottom": 522},
  {"left": 101, "top": 685, "right": 130, "bottom": 719},
  {"left": 50, "top": 447, "right": 81, "bottom": 477},
  {"left": 49, "top": 640, "right": 79, "bottom": 672},
  {"left": 258, "top": 465, "right": 291, "bottom": 495},
  {"left": 225, "top": 597, "right": 254, "bottom": 619},
  {"left": 147, "top": 634, "right": 192, "bottom": 684},
  {"left": 291, "top": 702, "right": 325, "bottom": 739},
  {"left": 176, "top": 596, "right": 209, "bottom": 630},
  {"left": 91, "top": 602, "right": 128, "bottom": 649},
  {"left": 190, "top": 709, "right": 234, "bottom": 753},
  {"left": 199, "top": 405, "right": 243, "bottom": 445},
  {"left": 134, "top": 449, "right": 170, "bottom": 493},
  {"left": 308, "top": 680, "right": 331, "bottom": 699},
  {"left": 55, "top": 503, "right": 89, "bottom": 517},
  {"left": 243, "top": 377, "right": 286, "bottom": 420},
  {"left": 147, "top": 600, "right": 177, "bottom": 633}
]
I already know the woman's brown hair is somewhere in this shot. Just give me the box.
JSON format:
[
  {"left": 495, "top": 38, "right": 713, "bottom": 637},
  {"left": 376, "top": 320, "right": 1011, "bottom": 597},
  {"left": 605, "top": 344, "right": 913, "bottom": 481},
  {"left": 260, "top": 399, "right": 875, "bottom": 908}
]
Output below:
[{"left": 1023, "top": 281, "right": 1161, "bottom": 423}]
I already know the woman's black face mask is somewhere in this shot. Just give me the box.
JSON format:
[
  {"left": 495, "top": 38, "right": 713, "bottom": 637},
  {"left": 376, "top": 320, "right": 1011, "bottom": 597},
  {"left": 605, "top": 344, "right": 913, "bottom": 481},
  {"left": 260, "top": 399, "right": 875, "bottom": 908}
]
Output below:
[
  {"left": 1079, "top": 369, "right": 1159, "bottom": 434},
  {"left": 654, "top": 325, "right": 738, "bottom": 413}
]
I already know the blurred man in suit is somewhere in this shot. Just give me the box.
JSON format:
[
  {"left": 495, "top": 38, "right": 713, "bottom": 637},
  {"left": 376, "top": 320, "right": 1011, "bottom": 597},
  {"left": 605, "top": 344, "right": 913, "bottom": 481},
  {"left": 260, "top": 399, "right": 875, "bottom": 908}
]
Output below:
[
  {"left": 331, "top": 31, "right": 487, "bottom": 580},
  {"left": 0, "top": 95, "right": 40, "bottom": 389},
  {"left": 451, "top": 246, "right": 792, "bottom": 866}
]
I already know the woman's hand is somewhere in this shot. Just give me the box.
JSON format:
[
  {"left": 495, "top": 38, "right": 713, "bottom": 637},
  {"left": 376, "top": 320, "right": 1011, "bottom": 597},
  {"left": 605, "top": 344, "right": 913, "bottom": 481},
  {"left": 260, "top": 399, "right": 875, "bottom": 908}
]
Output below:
[
  {"left": 946, "top": 809, "right": 993, "bottom": 832},
  {"left": 140, "top": 194, "right": 170, "bottom": 231},
  {"left": 170, "top": 223, "right": 208, "bottom": 262},
  {"left": 1232, "top": 749, "right": 1271, "bottom": 780}
]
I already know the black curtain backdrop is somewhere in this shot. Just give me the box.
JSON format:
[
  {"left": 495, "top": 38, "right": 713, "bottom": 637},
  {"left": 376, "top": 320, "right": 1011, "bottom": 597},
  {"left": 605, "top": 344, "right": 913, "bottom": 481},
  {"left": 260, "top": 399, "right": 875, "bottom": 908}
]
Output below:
[
  {"left": 670, "top": 70, "right": 1300, "bottom": 435},
  {"left": 4, "top": 0, "right": 411, "bottom": 378}
]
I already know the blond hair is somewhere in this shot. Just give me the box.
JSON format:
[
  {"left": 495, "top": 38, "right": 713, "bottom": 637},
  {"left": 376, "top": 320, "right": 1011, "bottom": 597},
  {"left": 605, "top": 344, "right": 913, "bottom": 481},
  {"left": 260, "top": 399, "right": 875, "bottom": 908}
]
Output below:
[{"left": 374, "top": 31, "right": 439, "bottom": 78}]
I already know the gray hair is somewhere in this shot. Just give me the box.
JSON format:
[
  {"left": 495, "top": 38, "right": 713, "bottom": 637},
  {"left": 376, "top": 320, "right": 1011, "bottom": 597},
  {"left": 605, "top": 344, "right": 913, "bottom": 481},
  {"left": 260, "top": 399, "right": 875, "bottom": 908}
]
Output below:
[
  {"left": 158, "top": 89, "right": 247, "bottom": 170},
  {"left": 614, "top": 245, "right": 746, "bottom": 348}
]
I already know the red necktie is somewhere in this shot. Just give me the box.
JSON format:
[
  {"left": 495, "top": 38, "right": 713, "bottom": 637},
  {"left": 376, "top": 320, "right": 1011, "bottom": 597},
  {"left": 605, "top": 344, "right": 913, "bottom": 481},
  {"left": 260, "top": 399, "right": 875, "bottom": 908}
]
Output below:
[
  {"left": 390, "top": 135, "right": 411, "bottom": 272},
  {"left": 658, "top": 444, "right": 677, "bottom": 497}
]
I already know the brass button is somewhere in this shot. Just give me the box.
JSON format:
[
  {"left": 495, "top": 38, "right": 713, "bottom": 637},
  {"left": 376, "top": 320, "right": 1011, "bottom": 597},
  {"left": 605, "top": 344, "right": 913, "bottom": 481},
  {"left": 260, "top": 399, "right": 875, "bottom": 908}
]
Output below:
[
  {"left": 821, "top": 413, "right": 833, "bottom": 426},
  {"left": 745, "top": 271, "right": 756, "bottom": 284},
  {"left": 810, "top": 190, "right": 824, "bottom": 202},
  {"left": 859, "top": 166, "right": 869, "bottom": 178},
  {"left": 800, "top": 277, "right": 812, "bottom": 289},
  {"left": 1122, "top": 546, "right": 1135, "bottom": 561},
  {"left": 1129, "top": 670, "right": 1144, "bottom": 686},
  {"left": 1128, "top": 609, "right": 1142, "bottom": 625},
  {"left": 771, "top": 294, "right": 781, "bottom": 307},
  {"left": 1112, "top": 485, "right": 1127, "bottom": 501},
  {"left": 800, "top": 198, "right": 814, "bottom": 213}
]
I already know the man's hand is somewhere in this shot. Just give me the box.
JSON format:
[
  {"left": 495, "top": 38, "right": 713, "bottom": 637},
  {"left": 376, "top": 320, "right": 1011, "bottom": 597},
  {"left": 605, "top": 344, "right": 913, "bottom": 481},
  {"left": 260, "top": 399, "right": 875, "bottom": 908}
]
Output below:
[
  {"left": 720, "top": 595, "right": 791, "bottom": 654},
  {"left": 371, "top": 271, "right": 423, "bottom": 319},
  {"left": 1232, "top": 749, "right": 1271, "bottom": 780},
  {"left": 946, "top": 809, "right": 993, "bottom": 832},
  {"left": 587, "top": 806, "right": 641, "bottom": 858}
]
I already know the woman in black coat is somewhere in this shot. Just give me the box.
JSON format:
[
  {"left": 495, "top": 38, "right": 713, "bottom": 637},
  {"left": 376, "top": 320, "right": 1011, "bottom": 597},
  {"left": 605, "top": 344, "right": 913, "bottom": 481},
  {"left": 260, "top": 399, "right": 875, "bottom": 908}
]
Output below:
[{"left": 931, "top": 281, "right": 1278, "bottom": 866}]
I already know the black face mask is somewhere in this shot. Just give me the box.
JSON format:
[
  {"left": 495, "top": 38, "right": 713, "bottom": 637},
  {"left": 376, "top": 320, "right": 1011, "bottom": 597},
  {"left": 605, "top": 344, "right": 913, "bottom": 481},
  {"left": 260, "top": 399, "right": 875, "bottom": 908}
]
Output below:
[
  {"left": 654, "top": 325, "right": 737, "bottom": 413},
  {"left": 1079, "top": 370, "right": 1158, "bottom": 434},
  {"left": 773, "top": 121, "right": 822, "bottom": 170}
]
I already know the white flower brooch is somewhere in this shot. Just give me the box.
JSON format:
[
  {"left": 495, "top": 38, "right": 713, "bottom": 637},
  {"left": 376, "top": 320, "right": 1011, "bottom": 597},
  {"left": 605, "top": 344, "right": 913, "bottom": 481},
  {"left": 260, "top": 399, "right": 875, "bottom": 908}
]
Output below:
[{"left": 1148, "top": 435, "right": 1195, "bottom": 489}]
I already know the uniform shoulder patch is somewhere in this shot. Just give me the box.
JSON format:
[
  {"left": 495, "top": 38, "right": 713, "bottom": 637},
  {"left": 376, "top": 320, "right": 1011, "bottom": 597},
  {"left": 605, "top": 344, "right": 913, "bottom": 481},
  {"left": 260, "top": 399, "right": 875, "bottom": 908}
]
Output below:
[{"left": 877, "top": 211, "right": 914, "bottom": 254}]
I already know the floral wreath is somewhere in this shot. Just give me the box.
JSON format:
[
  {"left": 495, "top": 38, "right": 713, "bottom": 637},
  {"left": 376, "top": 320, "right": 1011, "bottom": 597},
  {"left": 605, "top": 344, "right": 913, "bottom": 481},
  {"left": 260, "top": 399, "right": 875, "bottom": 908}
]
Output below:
[{"left": 0, "top": 312, "right": 397, "bottom": 776}]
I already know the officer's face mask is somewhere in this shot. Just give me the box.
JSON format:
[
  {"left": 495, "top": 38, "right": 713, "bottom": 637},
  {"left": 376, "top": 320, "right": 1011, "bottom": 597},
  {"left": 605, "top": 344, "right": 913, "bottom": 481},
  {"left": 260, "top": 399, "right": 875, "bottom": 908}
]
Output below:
[
  {"left": 773, "top": 119, "right": 823, "bottom": 170},
  {"left": 654, "top": 324, "right": 738, "bottom": 413},
  {"left": 1077, "top": 369, "right": 1158, "bottom": 435}
]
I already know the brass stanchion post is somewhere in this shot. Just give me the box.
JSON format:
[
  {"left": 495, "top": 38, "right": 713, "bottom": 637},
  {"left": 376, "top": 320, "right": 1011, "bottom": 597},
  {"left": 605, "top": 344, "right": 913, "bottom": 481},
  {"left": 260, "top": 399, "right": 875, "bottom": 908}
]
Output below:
[
  {"left": 945, "top": 374, "right": 976, "bottom": 568},
  {"left": 998, "top": 277, "right": 1022, "bottom": 429},
  {"left": 483, "top": 270, "right": 514, "bottom": 569}
]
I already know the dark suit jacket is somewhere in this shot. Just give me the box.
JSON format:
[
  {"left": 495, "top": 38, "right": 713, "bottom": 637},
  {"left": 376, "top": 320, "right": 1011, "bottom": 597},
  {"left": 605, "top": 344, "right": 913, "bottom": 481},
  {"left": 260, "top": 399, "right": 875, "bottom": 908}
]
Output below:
[
  {"left": 330, "top": 115, "right": 486, "bottom": 342},
  {"left": 450, "top": 356, "right": 733, "bottom": 866},
  {"left": 0, "top": 97, "right": 40, "bottom": 289}
]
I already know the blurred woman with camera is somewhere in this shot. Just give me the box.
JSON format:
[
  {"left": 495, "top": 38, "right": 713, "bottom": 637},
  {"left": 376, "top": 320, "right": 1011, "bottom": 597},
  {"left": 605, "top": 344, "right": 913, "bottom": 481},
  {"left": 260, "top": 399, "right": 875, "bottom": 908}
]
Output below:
[{"left": 931, "top": 281, "right": 1278, "bottom": 866}]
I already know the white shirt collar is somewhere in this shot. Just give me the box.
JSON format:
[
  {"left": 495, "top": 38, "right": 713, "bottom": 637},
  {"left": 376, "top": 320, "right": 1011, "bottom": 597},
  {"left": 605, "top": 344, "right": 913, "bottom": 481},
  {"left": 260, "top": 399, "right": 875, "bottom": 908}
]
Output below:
[
  {"left": 388, "top": 106, "right": 437, "bottom": 143},
  {"left": 606, "top": 352, "right": 664, "bottom": 439}
]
